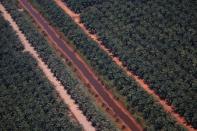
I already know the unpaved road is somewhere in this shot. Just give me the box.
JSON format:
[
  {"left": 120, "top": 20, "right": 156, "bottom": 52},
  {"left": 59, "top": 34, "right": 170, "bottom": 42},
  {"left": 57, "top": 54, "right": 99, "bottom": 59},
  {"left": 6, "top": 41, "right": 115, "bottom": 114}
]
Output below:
[
  {"left": 54, "top": 0, "right": 195, "bottom": 130},
  {"left": 0, "top": 4, "right": 95, "bottom": 131},
  {"left": 19, "top": 0, "right": 143, "bottom": 131}
]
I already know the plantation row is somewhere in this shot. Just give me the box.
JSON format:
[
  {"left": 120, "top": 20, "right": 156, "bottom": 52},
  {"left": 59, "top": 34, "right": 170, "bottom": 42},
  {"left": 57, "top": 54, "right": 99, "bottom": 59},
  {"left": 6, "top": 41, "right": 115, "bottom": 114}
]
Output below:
[
  {"left": 0, "top": 1, "right": 118, "bottom": 130},
  {"left": 64, "top": 0, "right": 105, "bottom": 13},
  {"left": 0, "top": 14, "right": 81, "bottom": 130},
  {"left": 29, "top": 0, "right": 186, "bottom": 130},
  {"left": 65, "top": 0, "right": 197, "bottom": 128}
]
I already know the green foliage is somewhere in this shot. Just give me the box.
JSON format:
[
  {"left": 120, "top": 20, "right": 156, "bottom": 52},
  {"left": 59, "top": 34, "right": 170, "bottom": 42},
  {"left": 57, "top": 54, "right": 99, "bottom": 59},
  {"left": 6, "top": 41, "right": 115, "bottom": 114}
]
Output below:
[
  {"left": 28, "top": 0, "right": 187, "bottom": 130},
  {"left": 64, "top": 0, "right": 105, "bottom": 13},
  {"left": 66, "top": 0, "right": 197, "bottom": 128},
  {"left": 0, "top": 15, "right": 81, "bottom": 131},
  {"left": 0, "top": 1, "right": 118, "bottom": 130}
]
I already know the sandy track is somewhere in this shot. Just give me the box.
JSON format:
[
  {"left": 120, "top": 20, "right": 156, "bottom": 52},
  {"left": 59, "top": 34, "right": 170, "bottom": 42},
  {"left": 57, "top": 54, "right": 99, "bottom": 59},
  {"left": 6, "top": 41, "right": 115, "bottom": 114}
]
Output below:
[
  {"left": 54, "top": 1, "right": 195, "bottom": 130},
  {"left": 0, "top": 4, "right": 95, "bottom": 131},
  {"left": 19, "top": 0, "right": 143, "bottom": 130}
]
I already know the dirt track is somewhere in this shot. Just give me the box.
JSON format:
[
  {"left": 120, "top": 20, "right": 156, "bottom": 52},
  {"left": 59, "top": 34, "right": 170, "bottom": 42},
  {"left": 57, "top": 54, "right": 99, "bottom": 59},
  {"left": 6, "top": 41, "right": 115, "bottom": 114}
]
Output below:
[
  {"left": 0, "top": 4, "right": 95, "bottom": 131},
  {"left": 54, "top": 0, "right": 195, "bottom": 130},
  {"left": 19, "top": 0, "right": 143, "bottom": 130}
]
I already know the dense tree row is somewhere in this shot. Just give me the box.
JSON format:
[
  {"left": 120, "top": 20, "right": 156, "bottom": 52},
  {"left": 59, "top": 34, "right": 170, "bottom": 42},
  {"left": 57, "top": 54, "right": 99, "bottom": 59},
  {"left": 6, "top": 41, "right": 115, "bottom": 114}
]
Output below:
[
  {"left": 0, "top": 15, "right": 81, "bottom": 130},
  {"left": 65, "top": 0, "right": 197, "bottom": 128},
  {"left": 64, "top": 0, "right": 105, "bottom": 13},
  {"left": 0, "top": 1, "right": 118, "bottom": 130},
  {"left": 28, "top": 0, "right": 187, "bottom": 130}
]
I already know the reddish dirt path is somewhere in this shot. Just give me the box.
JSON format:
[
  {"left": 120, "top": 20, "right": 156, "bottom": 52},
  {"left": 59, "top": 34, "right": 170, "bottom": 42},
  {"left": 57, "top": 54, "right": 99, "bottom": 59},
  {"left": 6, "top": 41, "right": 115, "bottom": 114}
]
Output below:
[
  {"left": 19, "top": 0, "right": 143, "bottom": 131},
  {"left": 0, "top": 4, "right": 95, "bottom": 131},
  {"left": 54, "top": 0, "right": 195, "bottom": 130}
]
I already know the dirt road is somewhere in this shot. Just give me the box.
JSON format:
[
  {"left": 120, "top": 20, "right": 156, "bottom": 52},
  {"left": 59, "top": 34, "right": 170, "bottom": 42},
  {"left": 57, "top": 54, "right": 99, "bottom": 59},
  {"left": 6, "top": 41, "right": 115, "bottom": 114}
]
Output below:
[
  {"left": 19, "top": 0, "right": 142, "bottom": 130},
  {"left": 0, "top": 4, "right": 95, "bottom": 131},
  {"left": 54, "top": 0, "right": 195, "bottom": 130}
]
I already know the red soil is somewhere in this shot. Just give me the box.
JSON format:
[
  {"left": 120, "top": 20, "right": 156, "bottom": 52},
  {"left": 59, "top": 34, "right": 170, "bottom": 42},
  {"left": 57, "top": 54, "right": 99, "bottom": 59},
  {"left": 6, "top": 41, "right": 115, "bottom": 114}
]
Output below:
[
  {"left": 19, "top": 0, "right": 143, "bottom": 130},
  {"left": 54, "top": 0, "right": 195, "bottom": 130},
  {"left": 0, "top": 4, "right": 95, "bottom": 131}
]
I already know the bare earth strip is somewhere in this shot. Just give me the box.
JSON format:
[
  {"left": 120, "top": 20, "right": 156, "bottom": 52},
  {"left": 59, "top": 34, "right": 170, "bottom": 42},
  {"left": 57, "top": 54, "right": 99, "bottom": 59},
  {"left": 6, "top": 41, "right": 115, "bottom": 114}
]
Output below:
[
  {"left": 0, "top": 4, "right": 95, "bottom": 131},
  {"left": 54, "top": 0, "right": 195, "bottom": 130},
  {"left": 19, "top": 0, "right": 143, "bottom": 130}
]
